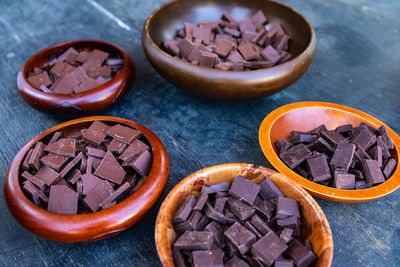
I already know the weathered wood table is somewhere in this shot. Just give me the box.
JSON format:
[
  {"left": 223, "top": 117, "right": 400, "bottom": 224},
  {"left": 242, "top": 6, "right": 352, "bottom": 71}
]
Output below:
[{"left": 0, "top": 0, "right": 399, "bottom": 266}]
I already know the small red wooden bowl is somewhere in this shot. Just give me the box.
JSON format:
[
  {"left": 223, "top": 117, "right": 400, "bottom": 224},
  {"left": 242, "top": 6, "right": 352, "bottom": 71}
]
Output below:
[
  {"left": 4, "top": 116, "right": 169, "bottom": 243},
  {"left": 17, "top": 40, "right": 136, "bottom": 116},
  {"left": 155, "top": 164, "right": 333, "bottom": 266},
  {"left": 259, "top": 101, "right": 400, "bottom": 202}
]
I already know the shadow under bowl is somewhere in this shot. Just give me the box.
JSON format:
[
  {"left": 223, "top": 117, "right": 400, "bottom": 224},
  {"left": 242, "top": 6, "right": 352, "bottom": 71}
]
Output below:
[
  {"left": 4, "top": 116, "right": 169, "bottom": 243},
  {"left": 142, "top": 0, "right": 317, "bottom": 101},
  {"left": 259, "top": 101, "right": 400, "bottom": 202},
  {"left": 155, "top": 163, "right": 333, "bottom": 266},
  {"left": 17, "top": 40, "right": 136, "bottom": 116}
]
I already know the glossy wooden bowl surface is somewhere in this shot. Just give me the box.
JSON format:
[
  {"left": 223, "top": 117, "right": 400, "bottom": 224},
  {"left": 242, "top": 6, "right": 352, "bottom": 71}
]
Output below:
[
  {"left": 17, "top": 40, "right": 136, "bottom": 116},
  {"left": 142, "top": 0, "right": 317, "bottom": 101},
  {"left": 155, "top": 163, "right": 333, "bottom": 266},
  {"left": 4, "top": 116, "right": 169, "bottom": 243},
  {"left": 259, "top": 101, "right": 400, "bottom": 202}
]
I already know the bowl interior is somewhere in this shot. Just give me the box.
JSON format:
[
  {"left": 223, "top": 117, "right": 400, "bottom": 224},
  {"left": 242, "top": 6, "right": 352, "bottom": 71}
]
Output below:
[
  {"left": 260, "top": 102, "right": 400, "bottom": 202},
  {"left": 148, "top": 0, "right": 311, "bottom": 59},
  {"left": 155, "top": 164, "right": 333, "bottom": 267}
]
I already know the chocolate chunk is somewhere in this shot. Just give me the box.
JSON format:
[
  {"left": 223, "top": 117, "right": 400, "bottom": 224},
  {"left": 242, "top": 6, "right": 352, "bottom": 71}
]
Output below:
[
  {"left": 274, "top": 260, "right": 294, "bottom": 267},
  {"left": 351, "top": 129, "right": 376, "bottom": 150},
  {"left": 376, "top": 136, "right": 391, "bottom": 159},
  {"left": 174, "top": 231, "right": 214, "bottom": 250},
  {"left": 27, "top": 72, "right": 51, "bottom": 89},
  {"left": 225, "top": 256, "right": 249, "bottom": 267},
  {"left": 204, "top": 221, "right": 225, "bottom": 248},
  {"left": 244, "top": 221, "right": 263, "bottom": 239},
  {"left": 239, "top": 18, "right": 256, "bottom": 33},
  {"left": 250, "top": 214, "right": 272, "bottom": 234},
  {"left": 333, "top": 173, "right": 355, "bottom": 189},
  {"left": 250, "top": 10, "right": 267, "bottom": 27},
  {"left": 276, "top": 197, "right": 300, "bottom": 218},
  {"left": 75, "top": 78, "right": 99, "bottom": 93},
  {"left": 193, "top": 192, "right": 208, "bottom": 211},
  {"left": 286, "top": 240, "right": 316, "bottom": 267},
  {"left": 21, "top": 171, "right": 46, "bottom": 191},
  {"left": 60, "top": 152, "right": 83, "bottom": 177},
  {"left": 254, "top": 200, "right": 275, "bottom": 221},
  {"left": 94, "top": 150, "right": 126, "bottom": 184},
  {"left": 106, "top": 124, "right": 141, "bottom": 144},
  {"left": 224, "top": 222, "right": 256, "bottom": 254},
  {"left": 321, "top": 131, "right": 347, "bottom": 147},
  {"left": 278, "top": 228, "right": 294, "bottom": 243},
  {"left": 35, "top": 165, "right": 61, "bottom": 186},
  {"left": 383, "top": 159, "right": 397, "bottom": 179},
  {"left": 290, "top": 133, "right": 317, "bottom": 144},
  {"left": 40, "top": 153, "right": 70, "bottom": 171},
  {"left": 251, "top": 231, "right": 288, "bottom": 266},
  {"left": 330, "top": 142, "right": 356, "bottom": 170},
  {"left": 44, "top": 138, "right": 76, "bottom": 157},
  {"left": 215, "top": 39, "right": 234, "bottom": 58},
  {"left": 214, "top": 197, "right": 227, "bottom": 213},
  {"left": 83, "top": 180, "right": 114, "bottom": 212},
  {"left": 83, "top": 65, "right": 111, "bottom": 77},
  {"left": 238, "top": 43, "right": 258, "bottom": 60},
  {"left": 81, "top": 173, "right": 103, "bottom": 195},
  {"left": 48, "top": 185, "right": 78, "bottom": 215},
  {"left": 205, "top": 202, "right": 228, "bottom": 223},
  {"left": 307, "top": 124, "right": 327, "bottom": 136},
  {"left": 173, "top": 195, "right": 197, "bottom": 224},
  {"left": 28, "top": 141, "right": 45, "bottom": 171},
  {"left": 127, "top": 150, "right": 152, "bottom": 177},
  {"left": 258, "top": 179, "right": 282, "bottom": 203},
  {"left": 22, "top": 149, "right": 33, "bottom": 171},
  {"left": 279, "top": 144, "right": 312, "bottom": 169},
  {"left": 86, "top": 49, "right": 109, "bottom": 66},
  {"left": 83, "top": 121, "right": 110, "bottom": 147},
  {"left": 66, "top": 169, "right": 81, "bottom": 184},
  {"left": 361, "top": 159, "right": 385, "bottom": 185},
  {"left": 306, "top": 154, "right": 331, "bottom": 181},
  {"left": 108, "top": 138, "right": 128, "bottom": 154},
  {"left": 354, "top": 143, "right": 372, "bottom": 161},
  {"left": 275, "top": 140, "right": 294, "bottom": 154},
  {"left": 199, "top": 52, "right": 218, "bottom": 68},
  {"left": 86, "top": 147, "right": 106, "bottom": 158},
  {"left": 261, "top": 45, "right": 281, "bottom": 64},
  {"left": 367, "top": 145, "right": 382, "bottom": 167},
  {"left": 202, "top": 182, "right": 230, "bottom": 194},
  {"left": 307, "top": 137, "right": 333, "bottom": 154},
  {"left": 119, "top": 139, "right": 149, "bottom": 162},
  {"left": 379, "top": 126, "right": 394, "bottom": 150},
  {"left": 175, "top": 211, "right": 203, "bottom": 233},
  {"left": 227, "top": 198, "right": 255, "bottom": 221},
  {"left": 191, "top": 250, "right": 223, "bottom": 267},
  {"left": 100, "top": 182, "right": 131, "bottom": 208},
  {"left": 229, "top": 176, "right": 260, "bottom": 205},
  {"left": 336, "top": 124, "right": 353, "bottom": 134}
]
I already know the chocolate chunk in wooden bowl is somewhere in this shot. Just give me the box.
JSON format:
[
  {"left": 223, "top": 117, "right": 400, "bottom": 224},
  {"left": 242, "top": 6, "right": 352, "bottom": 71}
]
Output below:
[
  {"left": 18, "top": 120, "right": 154, "bottom": 214},
  {"left": 169, "top": 175, "right": 317, "bottom": 266}
]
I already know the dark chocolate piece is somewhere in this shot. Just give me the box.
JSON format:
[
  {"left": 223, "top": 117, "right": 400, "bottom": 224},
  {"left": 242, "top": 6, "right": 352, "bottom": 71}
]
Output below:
[
  {"left": 44, "top": 138, "right": 76, "bottom": 157},
  {"left": 191, "top": 250, "right": 223, "bottom": 267},
  {"left": 275, "top": 140, "right": 294, "bottom": 154},
  {"left": 243, "top": 221, "right": 263, "bottom": 239},
  {"left": 254, "top": 200, "right": 275, "bottom": 221},
  {"left": 306, "top": 154, "right": 331, "bottom": 181},
  {"left": 108, "top": 138, "right": 128, "bottom": 154},
  {"left": 333, "top": 173, "right": 355, "bottom": 190},
  {"left": 119, "top": 139, "right": 149, "bottom": 162},
  {"left": 22, "top": 149, "right": 33, "bottom": 171},
  {"left": 81, "top": 173, "right": 103, "bottom": 195},
  {"left": 274, "top": 260, "right": 294, "bottom": 267},
  {"left": 225, "top": 256, "right": 249, "bottom": 267},
  {"left": 227, "top": 198, "right": 255, "bottom": 221},
  {"left": 27, "top": 72, "right": 51, "bottom": 89},
  {"left": 86, "top": 147, "right": 106, "bottom": 158},
  {"left": 28, "top": 141, "right": 45, "bottom": 171},
  {"left": 330, "top": 142, "right": 356, "bottom": 170},
  {"left": 351, "top": 129, "right": 376, "bottom": 150},
  {"left": 193, "top": 192, "right": 208, "bottom": 211},
  {"left": 361, "top": 159, "right": 385, "bottom": 185},
  {"left": 47, "top": 185, "right": 78, "bottom": 215},
  {"left": 204, "top": 221, "right": 225, "bottom": 248},
  {"left": 229, "top": 175, "right": 260, "bottom": 205},
  {"left": 83, "top": 121, "right": 110, "bottom": 147},
  {"left": 106, "top": 124, "right": 141, "bottom": 144},
  {"left": 205, "top": 202, "right": 228, "bottom": 224},
  {"left": 250, "top": 214, "right": 272, "bottom": 235},
  {"left": 94, "top": 150, "right": 126, "bottom": 184},
  {"left": 202, "top": 182, "right": 230, "bottom": 194},
  {"left": 83, "top": 180, "right": 114, "bottom": 212},
  {"left": 367, "top": 145, "right": 382, "bottom": 167},
  {"left": 35, "top": 166, "right": 61, "bottom": 186},
  {"left": 21, "top": 171, "right": 46, "bottom": 191},
  {"left": 251, "top": 231, "right": 288, "bottom": 266},
  {"left": 60, "top": 152, "right": 83, "bottom": 177},
  {"left": 224, "top": 222, "right": 256, "bottom": 254},
  {"left": 279, "top": 144, "right": 312, "bottom": 169},
  {"left": 278, "top": 228, "right": 294, "bottom": 243},
  {"left": 276, "top": 197, "right": 300, "bottom": 218},
  {"left": 307, "top": 137, "right": 333, "bottom": 155},
  {"left": 40, "top": 153, "right": 70, "bottom": 171},
  {"left": 383, "top": 158, "right": 397, "bottom": 179},
  {"left": 259, "top": 177, "right": 284, "bottom": 200},
  {"left": 376, "top": 136, "right": 391, "bottom": 159},
  {"left": 174, "top": 211, "right": 203, "bottom": 233},
  {"left": 214, "top": 197, "right": 227, "bottom": 213},
  {"left": 128, "top": 150, "right": 152, "bottom": 177},
  {"left": 66, "top": 169, "right": 81, "bottom": 184},
  {"left": 321, "top": 131, "right": 347, "bottom": 147},
  {"left": 285, "top": 240, "right": 316, "bottom": 267},
  {"left": 48, "top": 131, "right": 62, "bottom": 144},
  {"left": 173, "top": 195, "right": 197, "bottom": 224},
  {"left": 174, "top": 231, "right": 214, "bottom": 250},
  {"left": 379, "top": 126, "right": 394, "bottom": 150}
]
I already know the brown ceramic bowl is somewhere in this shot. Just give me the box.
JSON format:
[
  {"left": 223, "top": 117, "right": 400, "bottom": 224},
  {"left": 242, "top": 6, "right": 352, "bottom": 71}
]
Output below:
[
  {"left": 17, "top": 40, "right": 136, "bottom": 116},
  {"left": 259, "top": 101, "right": 400, "bottom": 202},
  {"left": 142, "top": 0, "right": 317, "bottom": 101},
  {"left": 155, "top": 163, "right": 333, "bottom": 266},
  {"left": 4, "top": 116, "right": 169, "bottom": 243}
]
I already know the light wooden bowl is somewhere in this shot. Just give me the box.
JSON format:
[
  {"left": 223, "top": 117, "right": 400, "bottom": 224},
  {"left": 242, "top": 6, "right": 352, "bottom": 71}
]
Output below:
[
  {"left": 259, "top": 101, "right": 400, "bottom": 202},
  {"left": 155, "top": 163, "right": 333, "bottom": 266},
  {"left": 142, "top": 0, "right": 317, "bottom": 101},
  {"left": 4, "top": 116, "right": 169, "bottom": 243},
  {"left": 17, "top": 40, "right": 136, "bottom": 116}
]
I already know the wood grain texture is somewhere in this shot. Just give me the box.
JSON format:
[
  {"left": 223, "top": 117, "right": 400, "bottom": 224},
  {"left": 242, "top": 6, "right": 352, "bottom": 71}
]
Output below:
[
  {"left": 4, "top": 116, "right": 169, "bottom": 243},
  {"left": 0, "top": 0, "right": 399, "bottom": 266},
  {"left": 142, "top": 0, "right": 317, "bottom": 101},
  {"left": 259, "top": 101, "right": 400, "bottom": 202},
  {"left": 155, "top": 163, "right": 333, "bottom": 266}
]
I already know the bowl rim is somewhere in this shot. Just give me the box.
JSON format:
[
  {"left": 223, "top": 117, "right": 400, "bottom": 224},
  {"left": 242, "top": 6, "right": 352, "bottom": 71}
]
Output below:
[
  {"left": 143, "top": 0, "right": 317, "bottom": 73},
  {"left": 155, "top": 163, "right": 333, "bottom": 267},
  {"left": 259, "top": 101, "right": 400, "bottom": 202},
  {"left": 4, "top": 116, "right": 169, "bottom": 242},
  {"left": 18, "top": 39, "right": 135, "bottom": 98}
]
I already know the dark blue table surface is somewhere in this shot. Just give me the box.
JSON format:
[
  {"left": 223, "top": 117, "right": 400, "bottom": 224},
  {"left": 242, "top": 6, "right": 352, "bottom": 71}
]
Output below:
[{"left": 1, "top": 0, "right": 399, "bottom": 266}]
